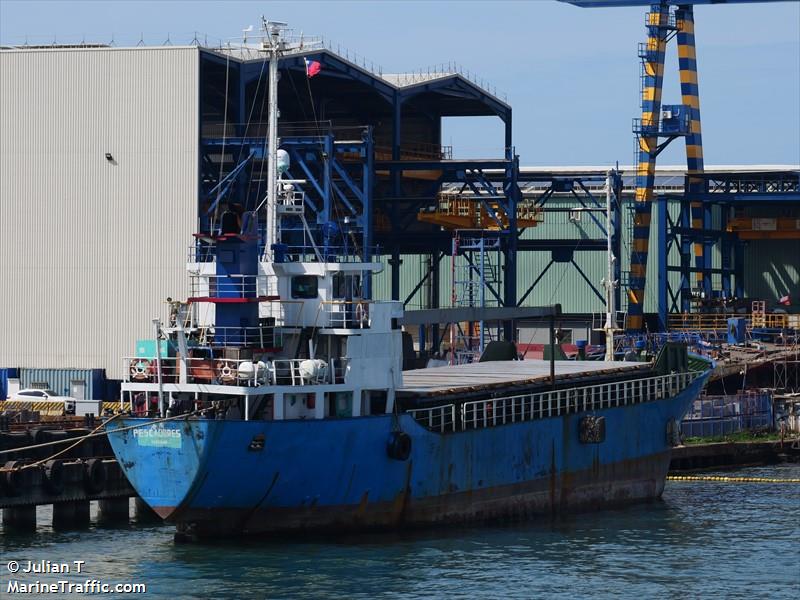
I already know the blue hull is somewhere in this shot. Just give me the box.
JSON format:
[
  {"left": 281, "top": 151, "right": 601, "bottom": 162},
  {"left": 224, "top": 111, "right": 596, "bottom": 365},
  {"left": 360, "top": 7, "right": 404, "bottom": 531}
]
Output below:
[{"left": 108, "top": 374, "right": 708, "bottom": 538}]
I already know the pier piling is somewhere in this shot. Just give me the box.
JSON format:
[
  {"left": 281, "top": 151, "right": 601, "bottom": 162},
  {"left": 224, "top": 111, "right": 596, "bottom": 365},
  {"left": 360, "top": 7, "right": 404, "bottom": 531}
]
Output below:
[
  {"left": 3, "top": 505, "right": 37, "bottom": 532},
  {"left": 52, "top": 500, "right": 91, "bottom": 530},
  {"left": 134, "top": 497, "right": 162, "bottom": 523},
  {"left": 98, "top": 497, "right": 130, "bottom": 523}
]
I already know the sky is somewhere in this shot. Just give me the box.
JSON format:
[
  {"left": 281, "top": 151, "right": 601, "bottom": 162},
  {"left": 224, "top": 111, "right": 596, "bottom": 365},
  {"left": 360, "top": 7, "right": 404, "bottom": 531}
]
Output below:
[{"left": 1, "top": 0, "right": 798, "bottom": 167}]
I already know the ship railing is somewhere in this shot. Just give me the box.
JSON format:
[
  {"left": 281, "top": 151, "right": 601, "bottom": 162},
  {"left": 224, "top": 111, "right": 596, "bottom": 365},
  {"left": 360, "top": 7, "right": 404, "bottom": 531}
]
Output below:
[
  {"left": 320, "top": 300, "right": 371, "bottom": 329},
  {"left": 407, "top": 404, "right": 457, "bottom": 433},
  {"left": 195, "top": 326, "right": 282, "bottom": 349},
  {"left": 188, "top": 244, "right": 216, "bottom": 263},
  {"left": 276, "top": 191, "right": 306, "bottom": 215},
  {"left": 268, "top": 358, "right": 349, "bottom": 386},
  {"left": 189, "top": 274, "right": 268, "bottom": 299},
  {"left": 459, "top": 371, "right": 703, "bottom": 431},
  {"left": 261, "top": 300, "right": 305, "bottom": 328},
  {"left": 123, "top": 357, "right": 267, "bottom": 387}
]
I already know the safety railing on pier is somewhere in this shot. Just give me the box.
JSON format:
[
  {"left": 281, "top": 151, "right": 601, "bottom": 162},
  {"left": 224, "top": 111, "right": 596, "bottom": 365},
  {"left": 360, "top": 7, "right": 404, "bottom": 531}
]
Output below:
[
  {"left": 668, "top": 312, "right": 799, "bottom": 332},
  {"left": 124, "top": 356, "right": 348, "bottom": 387},
  {"left": 407, "top": 371, "right": 703, "bottom": 433}
]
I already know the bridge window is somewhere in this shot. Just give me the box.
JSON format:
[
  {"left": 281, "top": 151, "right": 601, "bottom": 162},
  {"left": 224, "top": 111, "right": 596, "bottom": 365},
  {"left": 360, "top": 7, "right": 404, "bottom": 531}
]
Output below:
[{"left": 291, "top": 275, "right": 319, "bottom": 299}]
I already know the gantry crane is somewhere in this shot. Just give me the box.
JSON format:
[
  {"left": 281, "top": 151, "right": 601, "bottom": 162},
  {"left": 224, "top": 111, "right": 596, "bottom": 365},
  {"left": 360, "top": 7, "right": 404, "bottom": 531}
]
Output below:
[{"left": 560, "top": 0, "right": 793, "bottom": 331}]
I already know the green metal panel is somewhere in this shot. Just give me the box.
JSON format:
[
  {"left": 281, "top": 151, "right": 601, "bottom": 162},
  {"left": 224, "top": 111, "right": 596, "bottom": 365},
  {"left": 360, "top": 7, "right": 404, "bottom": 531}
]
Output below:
[{"left": 743, "top": 240, "right": 800, "bottom": 303}]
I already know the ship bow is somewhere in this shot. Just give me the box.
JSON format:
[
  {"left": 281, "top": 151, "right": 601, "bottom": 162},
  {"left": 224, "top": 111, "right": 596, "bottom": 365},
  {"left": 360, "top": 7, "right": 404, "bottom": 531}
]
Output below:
[{"left": 107, "top": 418, "right": 213, "bottom": 520}]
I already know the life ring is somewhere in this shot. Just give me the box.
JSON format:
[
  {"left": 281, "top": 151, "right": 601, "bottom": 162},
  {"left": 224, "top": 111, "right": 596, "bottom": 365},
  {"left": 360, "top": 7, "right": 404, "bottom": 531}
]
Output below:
[
  {"left": 84, "top": 458, "right": 106, "bottom": 494},
  {"left": 216, "top": 360, "right": 237, "bottom": 384},
  {"left": 355, "top": 302, "right": 367, "bottom": 326},
  {"left": 386, "top": 431, "right": 412, "bottom": 461},
  {"left": 130, "top": 358, "right": 153, "bottom": 381},
  {"left": 43, "top": 459, "right": 65, "bottom": 495}
]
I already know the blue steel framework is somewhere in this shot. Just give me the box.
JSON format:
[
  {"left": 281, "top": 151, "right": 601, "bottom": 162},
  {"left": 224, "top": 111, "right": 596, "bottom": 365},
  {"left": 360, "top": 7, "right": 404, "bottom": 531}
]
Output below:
[
  {"left": 197, "top": 48, "right": 521, "bottom": 317},
  {"left": 197, "top": 46, "right": 638, "bottom": 349},
  {"left": 662, "top": 170, "right": 800, "bottom": 317}
]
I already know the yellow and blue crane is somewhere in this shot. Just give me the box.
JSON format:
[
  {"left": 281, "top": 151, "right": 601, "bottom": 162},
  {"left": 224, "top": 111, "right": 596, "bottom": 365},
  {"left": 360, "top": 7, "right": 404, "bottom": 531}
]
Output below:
[{"left": 560, "top": 0, "right": 795, "bottom": 331}]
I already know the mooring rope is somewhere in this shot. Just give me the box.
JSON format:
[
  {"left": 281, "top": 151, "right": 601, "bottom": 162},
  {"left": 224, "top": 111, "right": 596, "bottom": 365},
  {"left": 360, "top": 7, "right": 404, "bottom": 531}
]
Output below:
[
  {"left": 667, "top": 474, "right": 800, "bottom": 484},
  {"left": 0, "top": 411, "right": 200, "bottom": 470}
]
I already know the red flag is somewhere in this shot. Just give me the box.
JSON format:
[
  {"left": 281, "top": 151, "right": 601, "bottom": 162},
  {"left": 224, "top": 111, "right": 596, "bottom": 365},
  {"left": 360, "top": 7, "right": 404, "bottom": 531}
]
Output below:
[
  {"left": 779, "top": 294, "right": 791, "bottom": 306},
  {"left": 304, "top": 58, "right": 321, "bottom": 78}
]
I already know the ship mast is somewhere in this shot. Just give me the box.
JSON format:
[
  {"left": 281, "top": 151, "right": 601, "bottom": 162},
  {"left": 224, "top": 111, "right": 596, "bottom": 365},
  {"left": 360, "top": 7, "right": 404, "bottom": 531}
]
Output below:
[
  {"left": 603, "top": 169, "right": 618, "bottom": 361},
  {"left": 261, "top": 18, "right": 286, "bottom": 258}
]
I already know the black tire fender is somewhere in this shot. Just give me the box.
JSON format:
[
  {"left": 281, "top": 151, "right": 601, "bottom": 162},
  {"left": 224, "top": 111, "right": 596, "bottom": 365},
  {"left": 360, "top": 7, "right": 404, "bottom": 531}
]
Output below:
[
  {"left": 84, "top": 458, "right": 106, "bottom": 494},
  {"left": 2, "top": 460, "right": 25, "bottom": 496},
  {"left": 43, "top": 459, "right": 65, "bottom": 495},
  {"left": 386, "top": 431, "right": 412, "bottom": 461}
]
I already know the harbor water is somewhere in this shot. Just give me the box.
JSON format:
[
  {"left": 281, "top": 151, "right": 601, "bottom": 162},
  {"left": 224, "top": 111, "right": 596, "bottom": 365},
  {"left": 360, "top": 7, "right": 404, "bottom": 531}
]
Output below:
[{"left": 2, "top": 464, "right": 798, "bottom": 599}]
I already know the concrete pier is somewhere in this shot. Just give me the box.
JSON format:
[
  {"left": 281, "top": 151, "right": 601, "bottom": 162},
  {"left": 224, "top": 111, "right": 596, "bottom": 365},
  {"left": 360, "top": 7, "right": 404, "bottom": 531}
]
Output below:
[
  {"left": 52, "top": 500, "right": 91, "bottom": 530},
  {"left": 2, "top": 505, "right": 37, "bottom": 532},
  {"left": 134, "top": 497, "right": 162, "bottom": 523},
  {"left": 98, "top": 497, "right": 130, "bottom": 523}
]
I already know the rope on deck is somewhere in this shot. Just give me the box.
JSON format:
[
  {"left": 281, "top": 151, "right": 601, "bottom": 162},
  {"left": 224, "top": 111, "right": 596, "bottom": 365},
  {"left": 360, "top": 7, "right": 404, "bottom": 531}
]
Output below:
[{"left": 667, "top": 474, "right": 800, "bottom": 484}]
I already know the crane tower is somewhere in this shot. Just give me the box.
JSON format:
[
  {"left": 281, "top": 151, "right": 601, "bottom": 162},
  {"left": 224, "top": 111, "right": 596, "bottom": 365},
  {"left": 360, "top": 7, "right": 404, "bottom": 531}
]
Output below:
[{"left": 560, "top": 0, "right": 793, "bottom": 331}]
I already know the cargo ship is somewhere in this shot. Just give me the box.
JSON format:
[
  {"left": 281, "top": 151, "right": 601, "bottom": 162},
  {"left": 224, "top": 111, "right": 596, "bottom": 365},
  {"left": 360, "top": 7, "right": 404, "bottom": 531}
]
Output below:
[{"left": 106, "top": 21, "right": 712, "bottom": 540}]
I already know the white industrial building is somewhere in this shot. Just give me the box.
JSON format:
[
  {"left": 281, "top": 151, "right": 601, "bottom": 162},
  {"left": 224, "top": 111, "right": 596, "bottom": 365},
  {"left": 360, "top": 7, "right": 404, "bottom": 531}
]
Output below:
[{"left": 1, "top": 46, "right": 199, "bottom": 377}]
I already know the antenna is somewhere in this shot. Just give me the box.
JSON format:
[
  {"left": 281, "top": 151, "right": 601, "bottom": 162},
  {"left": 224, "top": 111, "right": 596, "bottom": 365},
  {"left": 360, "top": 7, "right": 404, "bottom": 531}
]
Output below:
[{"left": 242, "top": 25, "right": 253, "bottom": 44}]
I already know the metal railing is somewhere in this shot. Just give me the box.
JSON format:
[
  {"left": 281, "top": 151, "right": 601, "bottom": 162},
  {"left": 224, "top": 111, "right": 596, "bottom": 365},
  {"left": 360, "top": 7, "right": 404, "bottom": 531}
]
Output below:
[
  {"left": 632, "top": 113, "right": 690, "bottom": 136},
  {"left": 374, "top": 141, "right": 453, "bottom": 161},
  {"left": 189, "top": 274, "right": 268, "bottom": 299},
  {"left": 188, "top": 244, "right": 216, "bottom": 263},
  {"left": 461, "top": 372, "right": 698, "bottom": 430},
  {"left": 276, "top": 191, "right": 306, "bottom": 215},
  {"left": 277, "top": 243, "right": 381, "bottom": 263},
  {"left": 124, "top": 357, "right": 266, "bottom": 386},
  {"left": 321, "top": 301, "right": 371, "bottom": 329},
  {"left": 407, "top": 405, "right": 457, "bottom": 433},
  {"left": 668, "top": 312, "right": 799, "bottom": 332},
  {"left": 124, "top": 356, "right": 348, "bottom": 387},
  {"left": 645, "top": 10, "right": 681, "bottom": 30},
  {"left": 195, "top": 326, "right": 281, "bottom": 348},
  {"left": 681, "top": 392, "right": 773, "bottom": 438},
  {"left": 269, "top": 358, "right": 349, "bottom": 386},
  {"left": 407, "top": 371, "right": 702, "bottom": 433}
]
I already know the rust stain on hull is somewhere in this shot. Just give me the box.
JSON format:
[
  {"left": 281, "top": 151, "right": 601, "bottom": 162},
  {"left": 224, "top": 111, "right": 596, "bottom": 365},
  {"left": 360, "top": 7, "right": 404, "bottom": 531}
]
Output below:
[{"left": 170, "top": 451, "right": 671, "bottom": 538}]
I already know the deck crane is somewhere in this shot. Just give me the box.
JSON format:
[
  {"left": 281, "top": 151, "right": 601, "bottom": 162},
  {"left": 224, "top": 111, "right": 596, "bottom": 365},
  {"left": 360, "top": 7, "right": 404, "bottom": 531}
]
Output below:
[{"left": 559, "top": 0, "right": 793, "bottom": 331}]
